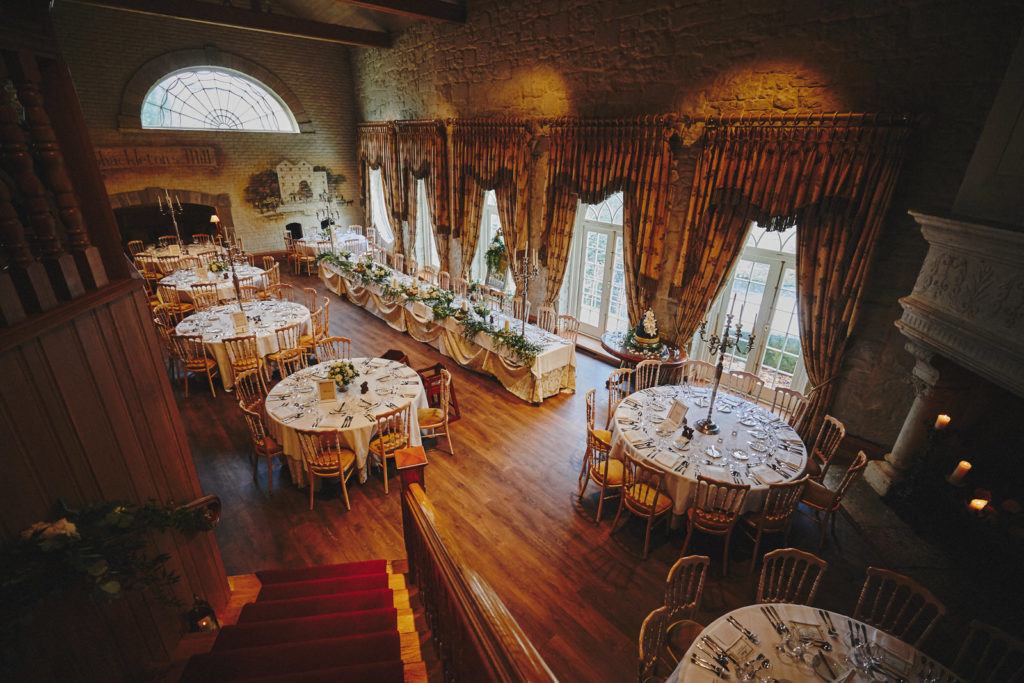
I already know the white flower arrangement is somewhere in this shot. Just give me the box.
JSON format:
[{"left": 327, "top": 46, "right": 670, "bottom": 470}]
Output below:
[
  {"left": 208, "top": 260, "right": 228, "bottom": 273},
  {"left": 642, "top": 309, "right": 658, "bottom": 336},
  {"left": 327, "top": 360, "right": 359, "bottom": 389}
]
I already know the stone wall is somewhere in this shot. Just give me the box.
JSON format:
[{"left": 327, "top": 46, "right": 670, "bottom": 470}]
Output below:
[
  {"left": 54, "top": 3, "right": 363, "bottom": 254},
  {"left": 351, "top": 0, "right": 1024, "bottom": 447}
]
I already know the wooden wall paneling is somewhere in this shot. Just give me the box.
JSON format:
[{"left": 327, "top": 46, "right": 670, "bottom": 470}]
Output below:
[{"left": 0, "top": 358, "right": 52, "bottom": 536}]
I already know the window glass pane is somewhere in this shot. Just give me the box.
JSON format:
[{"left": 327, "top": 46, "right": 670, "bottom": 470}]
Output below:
[
  {"left": 606, "top": 235, "right": 629, "bottom": 332},
  {"left": 745, "top": 223, "right": 796, "bottom": 254},
  {"left": 471, "top": 191, "right": 501, "bottom": 283},
  {"left": 141, "top": 68, "right": 297, "bottom": 132},
  {"left": 414, "top": 179, "right": 439, "bottom": 268},
  {"left": 759, "top": 266, "right": 801, "bottom": 390},
  {"left": 579, "top": 231, "right": 607, "bottom": 327},
  {"left": 583, "top": 193, "right": 623, "bottom": 225},
  {"left": 369, "top": 169, "right": 394, "bottom": 245}
]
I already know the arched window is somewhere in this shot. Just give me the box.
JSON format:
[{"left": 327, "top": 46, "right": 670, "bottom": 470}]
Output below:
[{"left": 141, "top": 68, "right": 298, "bottom": 132}]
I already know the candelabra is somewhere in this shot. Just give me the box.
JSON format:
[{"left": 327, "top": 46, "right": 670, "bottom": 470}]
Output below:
[
  {"left": 157, "top": 189, "right": 184, "bottom": 245},
  {"left": 695, "top": 313, "right": 757, "bottom": 434},
  {"left": 225, "top": 238, "right": 245, "bottom": 313},
  {"left": 316, "top": 191, "right": 340, "bottom": 254},
  {"left": 508, "top": 250, "right": 540, "bottom": 336}
]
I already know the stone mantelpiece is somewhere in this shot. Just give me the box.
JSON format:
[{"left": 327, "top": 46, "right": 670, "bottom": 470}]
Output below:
[{"left": 865, "top": 211, "right": 1024, "bottom": 495}]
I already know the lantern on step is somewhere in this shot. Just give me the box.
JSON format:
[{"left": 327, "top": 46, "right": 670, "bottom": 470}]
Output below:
[{"left": 187, "top": 594, "right": 220, "bottom": 632}]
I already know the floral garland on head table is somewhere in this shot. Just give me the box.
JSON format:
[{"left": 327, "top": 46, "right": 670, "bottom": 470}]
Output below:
[{"left": 318, "top": 251, "right": 541, "bottom": 366}]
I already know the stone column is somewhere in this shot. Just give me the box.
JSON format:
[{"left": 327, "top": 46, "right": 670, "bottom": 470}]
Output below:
[{"left": 864, "top": 342, "right": 961, "bottom": 496}]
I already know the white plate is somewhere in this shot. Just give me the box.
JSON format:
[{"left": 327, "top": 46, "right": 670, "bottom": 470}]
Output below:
[
  {"left": 748, "top": 441, "right": 769, "bottom": 453},
  {"left": 705, "top": 446, "right": 722, "bottom": 458},
  {"left": 731, "top": 449, "right": 749, "bottom": 461}
]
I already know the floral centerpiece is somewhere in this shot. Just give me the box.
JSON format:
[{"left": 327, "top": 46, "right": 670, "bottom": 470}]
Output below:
[
  {"left": 327, "top": 360, "right": 359, "bottom": 390},
  {"left": 208, "top": 260, "right": 228, "bottom": 273}
]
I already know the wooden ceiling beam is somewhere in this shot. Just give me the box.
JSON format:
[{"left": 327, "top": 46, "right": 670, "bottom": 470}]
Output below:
[
  {"left": 66, "top": 0, "right": 392, "bottom": 47},
  {"left": 333, "top": 0, "right": 465, "bottom": 23}
]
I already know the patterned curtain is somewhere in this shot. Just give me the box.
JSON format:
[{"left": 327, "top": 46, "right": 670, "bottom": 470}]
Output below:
[
  {"left": 541, "top": 117, "right": 675, "bottom": 323},
  {"left": 669, "top": 115, "right": 913, "bottom": 438},
  {"left": 451, "top": 120, "right": 533, "bottom": 278},
  {"left": 357, "top": 123, "right": 405, "bottom": 255},
  {"left": 395, "top": 120, "right": 451, "bottom": 272}
]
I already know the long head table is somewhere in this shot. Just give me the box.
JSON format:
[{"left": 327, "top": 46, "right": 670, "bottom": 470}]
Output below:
[{"left": 320, "top": 260, "right": 576, "bottom": 403}]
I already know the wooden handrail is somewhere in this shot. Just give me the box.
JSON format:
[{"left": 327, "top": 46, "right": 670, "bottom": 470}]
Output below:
[{"left": 402, "top": 482, "right": 558, "bottom": 682}]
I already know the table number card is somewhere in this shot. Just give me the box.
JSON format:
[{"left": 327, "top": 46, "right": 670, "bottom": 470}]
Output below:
[
  {"left": 317, "top": 380, "right": 336, "bottom": 402},
  {"left": 196, "top": 266, "right": 208, "bottom": 282},
  {"left": 168, "top": 244, "right": 181, "bottom": 256},
  {"left": 230, "top": 311, "right": 249, "bottom": 334},
  {"left": 662, "top": 399, "right": 689, "bottom": 432}
]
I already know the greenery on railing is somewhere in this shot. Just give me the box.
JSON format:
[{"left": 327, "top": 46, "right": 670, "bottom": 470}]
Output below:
[{"left": 484, "top": 234, "right": 507, "bottom": 275}]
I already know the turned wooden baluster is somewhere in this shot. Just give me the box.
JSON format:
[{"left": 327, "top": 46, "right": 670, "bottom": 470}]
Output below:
[
  {"left": 0, "top": 54, "right": 83, "bottom": 300},
  {"left": 10, "top": 53, "right": 106, "bottom": 289}
]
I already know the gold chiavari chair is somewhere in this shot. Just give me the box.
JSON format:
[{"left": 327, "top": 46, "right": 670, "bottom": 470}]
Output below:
[
  {"left": 679, "top": 359, "right": 716, "bottom": 387},
  {"left": 238, "top": 285, "right": 259, "bottom": 302},
  {"left": 418, "top": 265, "right": 438, "bottom": 285},
  {"left": 284, "top": 235, "right": 300, "bottom": 275},
  {"left": 152, "top": 314, "right": 182, "bottom": 381},
  {"left": 437, "top": 270, "right": 450, "bottom": 290},
  {"left": 726, "top": 370, "right": 764, "bottom": 403},
  {"left": 417, "top": 369, "right": 455, "bottom": 455},
  {"left": 661, "top": 555, "right": 711, "bottom": 665},
  {"left": 262, "top": 255, "right": 276, "bottom": 270},
  {"left": 512, "top": 297, "right": 531, "bottom": 322},
  {"left": 741, "top": 477, "right": 808, "bottom": 575},
  {"left": 257, "top": 262, "right": 281, "bottom": 301},
  {"left": 612, "top": 452, "right": 672, "bottom": 558},
  {"left": 190, "top": 283, "right": 220, "bottom": 311},
  {"left": 638, "top": 606, "right": 672, "bottom": 683},
  {"left": 266, "top": 321, "right": 306, "bottom": 379},
  {"left": 127, "top": 239, "right": 145, "bottom": 257},
  {"left": 179, "top": 256, "right": 201, "bottom": 270},
  {"left": 681, "top": 475, "right": 750, "bottom": 575},
  {"left": 170, "top": 333, "right": 219, "bottom": 398},
  {"left": 315, "top": 336, "right": 351, "bottom": 363},
  {"left": 157, "top": 254, "right": 181, "bottom": 274},
  {"left": 223, "top": 334, "right": 264, "bottom": 385},
  {"left": 299, "top": 307, "right": 326, "bottom": 360},
  {"left": 579, "top": 390, "right": 625, "bottom": 523},
  {"left": 369, "top": 404, "right": 411, "bottom": 494},
  {"left": 158, "top": 235, "right": 179, "bottom": 247},
  {"left": 391, "top": 252, "right": 405, "bottom": 274},
  {"left": 756, "top": 548, "right": 828, "bottom": 605},
  {"left": 138, "top": 256, "right": 163, "bottom": 284},
  {"left": 953, "top": 620, "right": 1024, "bottom": 682},
  {"left": 798, "top": 450, "right": 867, "bottom": 549},
  {"left": 240, "top": 403, "right": 284, "bottom": 494},
  {"left": 270, "top": 282, "right": 294, "bottom": 302},
  {"left": 234, "top": 366, "right": 268, "bottom": 413},
  {"left": 297, "top": 430, "right": 356, "bottom": 511},
  {"left": 634, "top": 359, "right": 661, "bottom": 391},
  {"left": 451, "top": 276, "right": 468, "bottom": 297},
  {"left": 193, "top": 233, "right": 211, "bottom": 245},
  {"left": 295, "top": 245, "right": 318, "bottom": 276},
  {"left": 487, "top": 287, "right": 505, "bottom": 312},
  {"left": 536, "top": 305, "right": 557, "bottom": 333},
  {"left": 853, "top": 567, "right": 946, "bottom": 647},
  {"left": 606, "top": 367, "right": 632, "bottom": 428},
  {"left": 235, "top": 237, "right": 245, "bottom": 253},
  {"left": 805, "top": 414, "right": 846, "bottom": 481},
  {"left": 771, "top": 386, "right": 809, "bottom": 428},
  {"left": 557, "top": 314, "right": 580, "bottom": 344},
  {"left": 196, "top": 249, "right": 217, "bottom": 265},
  {"left": 302, "top": 287, "right": 318, "bottom": 313},
  {"left": 157, "top": 284, "right": 195, "bottom": 322},
  {"left": 365, "top": 225, "right": 377, "bottom": 245},
  {"left": 406, "top": 258, "right": 419, "bottom": 278}
]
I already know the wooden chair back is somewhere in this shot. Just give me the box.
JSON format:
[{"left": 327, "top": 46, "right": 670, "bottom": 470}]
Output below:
[
  {"left": 726, "top": 370, "right": 764, "bottom": 402},
  {"left": 621, "top": 453, "right": 669, "bottom": 515},
  {"left": 234, "top": 367, "right": 268, "bottom": 412},
  {"left": 638, "top": 606, "right": 671, "bottom": 682},
  {"left": 451, "top": 276, "right": 468, "bottom": 297},
  {"left": 406, "top": 258, "right": 419, "bottom": 277},
  {"left": 171, "top": 333, "right": 208, "bottom": 365},
  {"left": 265, "top": 262, "right": 281, "bottom": 288},
  {"left": 158, "top": 235, "right": 179, "bottom": 247},
  {"left": 391, "top": 252, "right": 405, "bottom": 273},
  {"left": 557, "top": 314, "right": 580, "bottom": 344},
  {"left": 809, "top": 414, "right": 846, "bottom": 480},
  {"left": 437, "top": 270, "right": 450, "bottom": 290},
  {"left": 196, "top": 250, "right": 217, "bottom": 265},
  {"left": 512, "top": 297, "right": 531, "bottom": 321},
  {"left": 759, "top": 477, "right": 808, "bottom": 528},
  {"left": 536, "top": 305, "right": 557, "bottom": 333},
  {"left": 634, "top": 359, "right": 661, "bottom": 391},
  {"left": 822, "top": 450, "right": 867, "bottom": 511},
  {"left": 772, "top": 386, "right": 809, "bottom": 427},
  {"left": 418, "top": 265, "right": 438, "bottom": 285},
  {"left": 373, "top": 404, "right": 412, "bottom": 494},
  {"left": 365, "top": 225, "right": 377, "bottom": 245},
  {"left": 193, "top": 233, "right": 211, "bottom": 245},
  {"left": 271, "top": 282, "right": 294, "bottom": 301},
  {"left": 607, "top": 367, "right": 632, "bottom": 426},
  {"left": 664, "top": 555, "right": 710, "bottom": 621},
  {"left": 953, "top": 619, "right": 1024, "bottom": 683},
  {"left": 262, "top": 255, "right": 276, "bottom": 270},
  {"left": 127, "top": 239, "right": 145, "bottom": 256},
  {"left": 691, "top": 475, "right": 749, "bottom": 530},
  {"left": 303, "top": 287, "right": 318, "bottom": 312},
  {"left": 679, "top": 360, "right": 716, "bottom": 387},
  {"left": 315, "top": 336, "right": 351, "bottom": 362},
  {"left": 157, "top": 254, "right": 180, "bottom": 273},
  {"left": 757, "top": 547, "right": 828, "bottom": 605},
  {"left": 223, "top": 334, "right": 261, "bottom": 374},
  {"left": 853, "top": 567, "right": 947, "bottom": 647},
  {"left": 238, "top": 285, "right": 259, "bottom": 302},
  {"left": 273, "top": 322, "right": 307, "bottom": 374},
  {"left": 190, "top": 283, "right": 220, "bottom": 310}
]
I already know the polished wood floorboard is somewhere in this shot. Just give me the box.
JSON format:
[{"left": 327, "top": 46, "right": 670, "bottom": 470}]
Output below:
[{"left": 176, "top": 272, "right": 976, "bottom": 681}]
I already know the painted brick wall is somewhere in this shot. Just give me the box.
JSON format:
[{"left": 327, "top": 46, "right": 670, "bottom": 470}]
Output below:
[
  {"left": 352, "top": 0, "right": 1024, "bottom": 446},
  {"left": 53, "top": 3, "right": 363, "bottom": 254}
]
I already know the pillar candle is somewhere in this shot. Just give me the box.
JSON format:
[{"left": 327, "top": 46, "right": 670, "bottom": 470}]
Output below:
[
  {"left": 969, "top": 498, "right": 988, "bottom": 512},
  {"left": 504, "top": 319, "right": 510, "bottom": 332},
  {"left": 948, "top": 460, "right": 971, "bottom": 485},
  {"left": 935, "top": 414, "right": 951, "bottom": 430}
]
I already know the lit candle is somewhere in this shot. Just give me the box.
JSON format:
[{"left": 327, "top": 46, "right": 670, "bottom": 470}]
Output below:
[
  {"left": 532, "top": 248, "right": 538, "bottom": 264},
  {"left": 935, "top": 414, "right": 951, "bottom": 430},
  {"left": 948, "top": 460, "right": 971, "bottom": 486},
  {"left": 969, "top": 498, "right": 988, "bottom": 512},
  {"left": 504, "top": 319, "right": 510, "bottom": 332},
  {"left": 462, "top": 301, "right": 467, "bottom": 311},
  {"left": 157, "top": 194, "right": 163, "bottom": 210}
]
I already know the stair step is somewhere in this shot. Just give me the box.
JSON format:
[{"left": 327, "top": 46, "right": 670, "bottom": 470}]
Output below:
[
  {"left": 256, "top": 573, "right": 389, "bottom": 602},
  {"left": 213, "top": 608, "right": 403, "bottom": 652},
  {"left": 239, "top": 589, "right": 398, "bottom": 623},
  {"left": 181, "top": 631, "right": 402, "bottom": 681},
  {"left": 255, "top": 559, "right": 388, "bottom": 585}
]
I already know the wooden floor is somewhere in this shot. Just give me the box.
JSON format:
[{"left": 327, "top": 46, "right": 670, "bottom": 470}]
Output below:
[{"left": 176, "top": 271, "right": 973, "bottom": 681}]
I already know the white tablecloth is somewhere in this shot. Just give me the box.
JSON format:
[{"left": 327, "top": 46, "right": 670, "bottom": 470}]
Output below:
[
  {"left": 321, "top": 261, "right": 576, "bottom": 403},
  {"left": 668, "top": 603, "right": 960, "bottom": 682},
  {"left": 296, "top": 232, "right": 368, "bottom": 257},
  {"left": 609, "top": 385, "right": 807, "bottom": 516},
  {"left": 174, "top": 300, "right": 310, "bottom": 390},
  {"left": 159, "top": 265, "right": 265, "bottom": 301},
  {"left": 264, "top": 358, "right": 428, "bottom": 484}
]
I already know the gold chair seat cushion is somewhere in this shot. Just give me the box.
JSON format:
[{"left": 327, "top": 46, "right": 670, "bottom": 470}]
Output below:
[
  {"left": 307, "top": 447, "right": 356, "bottom": 475},
  {"left": 298, "top": 334, "right": 316, "bottom": 347},
  {"left": 589, "top": 458, "right": 626, "bottom": 485},
  {"left": 258, "top": 434, "right": 282, "bottom": 455},
  {"left": 626, "top": 483, "right": 672, "bottom": 515},
  {"left": 417, "top": 408, "right": 446, "bottom": 426},
  {"left": 741, "top": 511, "right": 790, "bottom": 532},
  {"left": 369, "top": 432, "right": 408, "bottom": 455},
  {"left": 267, "top": 348, "right": 302, "bottom": 362},
  {"left": 688, "top": 508, "right": 739, "bottom": 532},
  {"left": 593, "top": 429, "right": 612, "bottom": 446},
  {"left": 801, "top": 480, "right": 835, "bottom": 509},
  {"left": 185, "top": 358, "right": 218, "bottom": 372},
  {"left": 664, "top": 619, "right": 705, "bottom": 666}
]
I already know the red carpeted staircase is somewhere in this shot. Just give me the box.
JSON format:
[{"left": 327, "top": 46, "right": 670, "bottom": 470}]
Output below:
[{"left": 180, "top": 559, "right": 426, "bottom": 682}]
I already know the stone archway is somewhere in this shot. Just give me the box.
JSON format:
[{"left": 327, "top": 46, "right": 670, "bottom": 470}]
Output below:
[{"left": 108, "top": 187, "right": 234, "bottom": 242}]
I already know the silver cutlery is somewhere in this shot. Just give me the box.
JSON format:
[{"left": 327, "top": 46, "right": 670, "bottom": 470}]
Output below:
[
  {"left": 818, "top": 609, "right": 837, "bottom": 638},
  {"left": 689, "top": 654, "right": 728, "bottom": 678},
  {"left": 726, "top": 615, "right": 759, "bottom": 644}
]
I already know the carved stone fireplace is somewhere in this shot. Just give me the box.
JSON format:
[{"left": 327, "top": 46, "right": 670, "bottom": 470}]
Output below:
[{"left": 864, "top": 212, "right": 1024, "bottom": 494}]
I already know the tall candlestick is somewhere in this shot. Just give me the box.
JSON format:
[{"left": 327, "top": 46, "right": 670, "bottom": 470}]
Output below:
[
  {"left": 948, "top": 460, "right": 971, "bottom": 486},
  {"left": 739, "top": 301, "right": 745, "bottom": 322},
  {"left": 730, "top": 293, "right": 737, "bottom": 314},
  {"left": 935, "top": 414, "right": 951, "bottom": 430}
]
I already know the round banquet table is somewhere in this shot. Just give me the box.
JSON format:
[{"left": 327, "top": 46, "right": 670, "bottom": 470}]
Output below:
[
  {"left": 174, "top": 300, "right": 310, "bottom": 390},
  {"left": 667, "top": 603, "right": 961, "bottom": 682},
  {"left": 264, "top": 358, "right": 429, "bottom": 485},
  {"left": 600, "top": 330, "right": 685, "bottom": 368},
  {"left": 609, "top": 385, "right": 808, "bottom": 517},
  {"left": 159, "top": 264, "right": 265, "bottom": 301}
]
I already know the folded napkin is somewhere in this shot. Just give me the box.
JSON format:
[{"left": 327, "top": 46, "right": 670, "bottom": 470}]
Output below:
[
  {"left": 653, "top": 451, "right": 679, "bottom": 469},
  {"left": 623, "top": 429, "right": 645, "bottom": 442},
  {"left": 778, "top": 453, "right": 802, "bottom": 467},
  {"left": 702, "top": 466, "right": 728, "bottom": 481},
  {"left": 276, "top": 408, "right": 300, "bottom": 422},
  {"left": 751, "top": 465, "right": 784, "bottom": 484}
]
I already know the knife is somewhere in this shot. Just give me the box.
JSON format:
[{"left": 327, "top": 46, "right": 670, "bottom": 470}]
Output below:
[{"left": 726, "top": 615, "right": 759, "bottom": 644}]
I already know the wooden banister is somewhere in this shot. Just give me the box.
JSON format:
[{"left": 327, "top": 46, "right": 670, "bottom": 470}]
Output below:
[{"left": 402, "top": 482, "right": 557, "bottom": 682}]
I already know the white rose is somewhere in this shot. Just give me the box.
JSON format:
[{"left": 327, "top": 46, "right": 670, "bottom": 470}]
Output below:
[{"left": 21, "top": 518, "right": 79, "bottom": 541}]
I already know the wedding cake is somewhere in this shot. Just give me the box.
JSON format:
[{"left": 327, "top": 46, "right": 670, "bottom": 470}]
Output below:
[{"left": 633, "top": 309, "right": 660, "bottom": 347}]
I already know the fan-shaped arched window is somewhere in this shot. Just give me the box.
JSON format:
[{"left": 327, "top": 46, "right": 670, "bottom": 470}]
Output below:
[{"left": 141, "top": 68, "right": 298, "bottom": 132}]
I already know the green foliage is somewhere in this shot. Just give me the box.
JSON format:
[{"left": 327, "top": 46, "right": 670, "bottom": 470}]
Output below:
[{"left": 485, "top": 235, "right": 507, "bottom": 275}]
